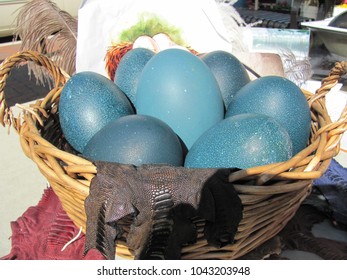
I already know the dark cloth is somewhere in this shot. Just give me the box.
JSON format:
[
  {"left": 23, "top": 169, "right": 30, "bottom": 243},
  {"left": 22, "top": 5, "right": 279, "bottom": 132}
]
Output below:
[
  {"left": 278, "top": 204, "right": 347, "bottom": 260},
  {"left": 1, "top": 187, "right": 105, "bottom": 260},
  {"left": 312, "top": 158, "right": 347, "bottom": 225}
]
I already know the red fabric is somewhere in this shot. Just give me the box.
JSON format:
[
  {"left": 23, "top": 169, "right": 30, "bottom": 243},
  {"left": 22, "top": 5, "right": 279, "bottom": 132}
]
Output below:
[{"left": 1, "top": 187, "right": 105, "bottom": 260}]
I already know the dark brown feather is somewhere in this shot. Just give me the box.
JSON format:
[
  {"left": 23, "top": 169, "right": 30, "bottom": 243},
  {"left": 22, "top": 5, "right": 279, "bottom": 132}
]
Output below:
[{"left": 15, "top": 0, "right": 77, "bottom": 83}]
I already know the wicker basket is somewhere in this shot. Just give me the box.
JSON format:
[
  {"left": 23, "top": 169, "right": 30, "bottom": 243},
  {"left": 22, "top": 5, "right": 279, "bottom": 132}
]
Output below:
[{"left": 1, "top": 50, "right": 346, "bottom": 260}]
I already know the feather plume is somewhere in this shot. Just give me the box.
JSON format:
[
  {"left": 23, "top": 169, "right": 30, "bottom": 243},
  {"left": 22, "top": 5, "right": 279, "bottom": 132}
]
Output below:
[
  {"left": 213, "top": 0, "right": 250, "bottom": 52},
  {"left": 15, "top": 0, "right": 77, "bottom": 83},
  {"left": 279, "top": 49, "right": 313, "bottom": 86}
]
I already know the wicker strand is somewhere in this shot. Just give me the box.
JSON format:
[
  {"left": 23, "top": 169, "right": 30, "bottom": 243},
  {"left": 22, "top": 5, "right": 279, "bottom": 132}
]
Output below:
[
  {"left": 308, "top": 61, "right": 347, "bottom": 107},
  {"left": 0, "top": 51, "right": 68, "bottom": 129}
]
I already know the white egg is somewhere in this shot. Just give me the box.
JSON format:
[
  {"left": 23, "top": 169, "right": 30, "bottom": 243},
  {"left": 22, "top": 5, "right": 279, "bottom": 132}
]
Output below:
[
  {"left": 133, "top": 35, "right": 159, "bottom": 52},
  {"left": 152, "top": 33, "right": 189, "bottom": 52},
  {"left": 152, "top": 33, "right": 176, "bottom": 50}
]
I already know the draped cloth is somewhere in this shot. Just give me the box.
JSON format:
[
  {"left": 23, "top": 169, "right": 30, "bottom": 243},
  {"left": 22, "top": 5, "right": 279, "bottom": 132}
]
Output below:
[
  {"left": 312, "top": 158, "right": 347, "bottom": 225},
  {"left": 1, "top": 187, "right": 105, "bottom": 260}
]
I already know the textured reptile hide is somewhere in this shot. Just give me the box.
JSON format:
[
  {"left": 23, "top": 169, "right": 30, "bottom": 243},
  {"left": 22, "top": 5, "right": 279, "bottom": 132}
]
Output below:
[{"left": 84, "top": 162, "right": 243, "bottom": 260}]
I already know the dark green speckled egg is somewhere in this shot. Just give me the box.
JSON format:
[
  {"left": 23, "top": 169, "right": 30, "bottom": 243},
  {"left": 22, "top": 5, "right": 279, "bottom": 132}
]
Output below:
[
  {"left": 184, "top": 113, "right": 293, "bottom": 169},
  {"left": 59, "top": 71, "right": 134, "bottom": 153},
  {"left": 114, "top": 48, "right": 155, "bottom": 107},
  {"left": 200, "top": 50, "right": 250, "bottom": 109},
  {"left": 226, "top": 76, "right": 311, "bottom": 155},
  {"left": 136, "top": 48, "right": 224, "bottom": 150},
  {"left": 82, "top": 114, "right": 184, "bottom": 166}
]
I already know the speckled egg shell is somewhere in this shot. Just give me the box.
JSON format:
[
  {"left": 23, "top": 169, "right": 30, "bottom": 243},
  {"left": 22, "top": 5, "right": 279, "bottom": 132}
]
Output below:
[
  {"left": 114, "top": 48, "right": 155, "bottom": 107},
  {"left": 226, "top": 76, "right": 311, "bottom": 155},
  {"left": 200, "top": 50, "right": 250, "bottom": 109},
  {"left": 136, "top": 48, "right": 224, "bottom": 150},
  {"left": 82, "top": 114, "right": 184, "bottom": 166},
  {"left": 59, "top": 71, "right": 134, "bottom": 153},
  {"left": 184, "top": 113, "right": 293, "bottom": 169}
]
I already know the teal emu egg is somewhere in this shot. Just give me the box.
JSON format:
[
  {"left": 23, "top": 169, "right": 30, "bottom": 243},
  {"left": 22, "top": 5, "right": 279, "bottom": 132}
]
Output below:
[
  {"left": 114, "top": 48, "right": 155, "bottom": 107},
  {"left": 82, "top": 114, "right": 184, "bottom": 166},
  {"left": 226, "top": 76, "right": 311, "bottom": 155},
  {"left": 184, "top": 113, "right": 293, "bottom": 169},
  {"left": 136, "top": 48, "right": 224, "bottom": 150},
  {"left": 59, "top": 71, "right": 134, "bottom": 153},
  {"left": 201, "top": 50, "right": 250, "bottom": 109}
]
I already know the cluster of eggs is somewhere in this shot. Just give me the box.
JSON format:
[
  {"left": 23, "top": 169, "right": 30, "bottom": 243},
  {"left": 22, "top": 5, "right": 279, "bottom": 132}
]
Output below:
[{"left": 59, "top": 43, "right": 311, "bottom": 170}]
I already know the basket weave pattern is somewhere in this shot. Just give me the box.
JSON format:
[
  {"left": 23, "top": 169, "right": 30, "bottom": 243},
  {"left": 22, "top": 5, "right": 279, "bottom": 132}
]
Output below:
[{"left": 1, "top": 51, "right": 346, "bottom": 259}]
